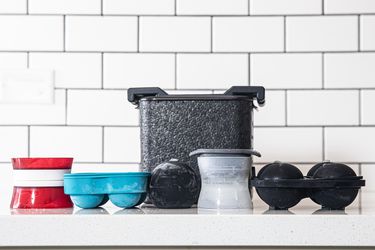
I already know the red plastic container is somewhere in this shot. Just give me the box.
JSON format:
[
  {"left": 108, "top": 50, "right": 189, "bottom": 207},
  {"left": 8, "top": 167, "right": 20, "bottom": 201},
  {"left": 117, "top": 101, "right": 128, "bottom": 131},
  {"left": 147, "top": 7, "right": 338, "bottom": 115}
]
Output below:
[
  {"left": 11, "top": 187, "right": 73, "bottom": 209},
  {"left": 11, "top": 158, "right": 74, "bottom": 209}
]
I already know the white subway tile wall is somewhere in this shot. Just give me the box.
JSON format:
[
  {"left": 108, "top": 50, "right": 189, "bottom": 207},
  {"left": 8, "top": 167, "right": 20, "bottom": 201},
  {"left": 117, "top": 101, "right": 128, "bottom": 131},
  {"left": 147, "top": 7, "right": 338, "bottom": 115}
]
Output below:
[
  {"left": 250, "top": 53, "right": 322, "bottom": 89},
  {"left": 177, "top": 53, "right": 248, "bottom": 89},
  {"left": 103, "top": 53, "right": 175, "bottom": 89},
  {"left": 250, "top": 0, "right": 322, "bottom": 15},
  {"left": 325, "top": 127, "right": 375, "bottom": 162},
  {"left": 0, "top": 1, "right": 373, "bottom": 185},
  {"left": 360, "top": 15, "right": 375, "bottom": 51},
  {"left": 361, "top": 90, "right": 375, "bottom": 125},
  {"left": 324, "top": 0, "right": 375, "bottom": 14},
  {"left": 139, "top": 17, "right": 211, "bottom": 52},
  {"left": 0, "top": 53, "right": 27, "bottom": 68},
  {"left": 103, "top": 0, "right": 174, "bottom": 15},
  {"left": 253, "top": 90, "right": 286, "bottom": 126},
  {"left": 0, "top": 16, "right": 63, "bottom": 51},
  {"left": 29, "top": 53, "right": 102, "bottom": 88},
  {"left": 30, "top": 126, "right": 102, "bottom": 162},
  {"left": 0, "top": 127, "right": 28, "bottom": 161},
  {"left": 325, "top": 53, "right": 375, "bottom": 88},
  {"left": 286, "top": 16, "right": 358, "bottom": 52},
  {"left": 67, "top": 90, "right": 138, "bottom": 126},
  {"left": 287, "top": 90, "right": 359, "bottom": 126},
  {"left": 177, "top": 0, "right": 248, "bottom": 15},
  {"left": 65, "top": 16, "right": 138, "bottom": 52},
  {"left": 0, "top": 0, "right": 26, "bottom": 14},
  {"left": 0, "top": 90, "right": 66, "bottom": 125},
  {"left": 104, "top": 127, "right": 141, "bottom": 163},
  {"left": 213, "top": 17, "right": 284, "bottom": 52},
  {"left": 28, "top": 0, "right": 101, "bottom": 14},
  {"left": 254, "top": 127, "right": 323, "bottom": 163}
]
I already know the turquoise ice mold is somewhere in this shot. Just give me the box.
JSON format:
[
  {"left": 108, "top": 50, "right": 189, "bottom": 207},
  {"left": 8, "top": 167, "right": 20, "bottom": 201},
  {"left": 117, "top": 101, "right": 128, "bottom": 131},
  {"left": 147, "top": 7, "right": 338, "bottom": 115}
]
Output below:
[{"left": 64, "top": 172, "right": 150, "bottom": 209}]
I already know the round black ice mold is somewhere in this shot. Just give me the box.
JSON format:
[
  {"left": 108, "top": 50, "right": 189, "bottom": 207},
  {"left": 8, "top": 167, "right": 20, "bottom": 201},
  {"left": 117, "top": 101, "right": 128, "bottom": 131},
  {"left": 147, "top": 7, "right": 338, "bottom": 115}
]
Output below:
[
  {"left": 309, "top": 162, "right": 359, "bottom": 210},
  {"left": 255, "top": 162, "right": 304, "bottom": 210},
  {"left": 307, "top": 161, "right": 357, "bottom": 179},
  {"left": 149, "top": 159, "right": 199, "bottom": 209},
  {"left": 252, "top": 161, "right": 365, "bottom": 210}
]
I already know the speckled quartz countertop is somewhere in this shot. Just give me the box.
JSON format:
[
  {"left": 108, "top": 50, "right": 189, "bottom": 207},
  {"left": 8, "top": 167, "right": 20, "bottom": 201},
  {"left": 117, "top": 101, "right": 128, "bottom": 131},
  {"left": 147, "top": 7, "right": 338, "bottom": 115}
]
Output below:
[{"left": 0, "top": 192, "right": 374, "bottom": 247}]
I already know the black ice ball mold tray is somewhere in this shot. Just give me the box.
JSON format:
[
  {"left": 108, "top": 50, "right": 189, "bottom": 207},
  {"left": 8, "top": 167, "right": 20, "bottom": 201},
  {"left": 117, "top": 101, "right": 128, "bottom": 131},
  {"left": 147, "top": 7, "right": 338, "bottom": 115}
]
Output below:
[{"left": 250, "top": 161, "right": 365, "bottom": 210}]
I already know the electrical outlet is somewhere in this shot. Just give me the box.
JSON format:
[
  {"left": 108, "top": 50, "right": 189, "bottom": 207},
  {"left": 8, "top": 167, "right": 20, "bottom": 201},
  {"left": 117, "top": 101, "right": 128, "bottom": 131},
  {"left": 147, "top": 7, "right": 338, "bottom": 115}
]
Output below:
[{"left": 0, "top": 69, "right": 54, "bottom": 104}]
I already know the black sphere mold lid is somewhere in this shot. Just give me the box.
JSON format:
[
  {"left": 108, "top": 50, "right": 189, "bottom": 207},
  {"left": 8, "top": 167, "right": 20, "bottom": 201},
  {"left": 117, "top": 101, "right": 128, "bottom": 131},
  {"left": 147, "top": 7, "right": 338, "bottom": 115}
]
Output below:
[
  {"left": 189, "top": 149, "right": 261, "bottom": 157},
  {"left": 149, "top": 159, "right": 199, "bottom": 209},
  {"left": 251, "top": 161, "right": 365, "bottom": 210}
]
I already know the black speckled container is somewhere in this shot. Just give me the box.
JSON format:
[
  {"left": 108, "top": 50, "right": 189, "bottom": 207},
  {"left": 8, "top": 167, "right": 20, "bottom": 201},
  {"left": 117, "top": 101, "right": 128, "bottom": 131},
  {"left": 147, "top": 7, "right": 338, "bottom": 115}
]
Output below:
[{"left": 128, "top": 86, "right": 265, "bottom": 202}]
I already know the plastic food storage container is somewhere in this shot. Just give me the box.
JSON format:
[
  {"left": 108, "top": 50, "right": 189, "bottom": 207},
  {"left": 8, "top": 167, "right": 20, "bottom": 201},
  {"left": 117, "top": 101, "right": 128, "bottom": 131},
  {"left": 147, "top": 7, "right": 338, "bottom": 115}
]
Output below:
[
  {"left": 10, "top": 158, "right": 73, "bottom": 209},
  {"left": 64, "top": 172, "right": 150, "bottom": 209},
  {"left": 189, "top": 149, "right": 260, "bottom": 209},
  {"left": 128, "top": 86, "right": 265, "bottom": 204}
]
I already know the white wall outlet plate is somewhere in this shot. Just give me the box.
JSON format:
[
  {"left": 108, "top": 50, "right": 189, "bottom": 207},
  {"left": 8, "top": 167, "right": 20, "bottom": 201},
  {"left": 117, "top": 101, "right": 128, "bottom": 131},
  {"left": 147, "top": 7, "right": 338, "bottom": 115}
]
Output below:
[{"left": 0, "top": 69, "right": 54, "bottom": 104}]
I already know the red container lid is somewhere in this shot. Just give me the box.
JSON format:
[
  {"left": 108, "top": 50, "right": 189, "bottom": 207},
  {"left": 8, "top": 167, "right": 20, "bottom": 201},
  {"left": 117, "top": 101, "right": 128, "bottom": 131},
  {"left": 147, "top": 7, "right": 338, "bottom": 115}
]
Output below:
[{"left": 12, "top": 158, "right": 73, "bottom": 169}]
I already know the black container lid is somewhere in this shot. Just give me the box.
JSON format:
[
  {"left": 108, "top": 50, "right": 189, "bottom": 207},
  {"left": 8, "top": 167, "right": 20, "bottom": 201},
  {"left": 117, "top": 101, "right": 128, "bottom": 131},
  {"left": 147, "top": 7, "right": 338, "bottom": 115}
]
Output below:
[
  {"left": 128, "top": 86, "right": 265, "bottom": 106},
  {"left": 141, "top": 94, "right": 251, "bottom": 101}
]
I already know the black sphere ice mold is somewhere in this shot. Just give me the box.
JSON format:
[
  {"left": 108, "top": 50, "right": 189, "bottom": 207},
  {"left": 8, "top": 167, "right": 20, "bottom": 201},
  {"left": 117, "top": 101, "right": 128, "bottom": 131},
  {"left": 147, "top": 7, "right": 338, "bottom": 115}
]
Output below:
[
  {"left": 251, "top": 161, "right": 365, "bottom": 210},
  {"left": 149, "top": 159, "right": 199, "bottom": 209}
]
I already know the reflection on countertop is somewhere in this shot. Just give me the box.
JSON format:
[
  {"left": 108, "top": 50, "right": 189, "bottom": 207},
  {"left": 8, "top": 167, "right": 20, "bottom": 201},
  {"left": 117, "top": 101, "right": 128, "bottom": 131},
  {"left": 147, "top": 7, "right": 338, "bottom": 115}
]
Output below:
[{"left": 5, "top": 191, "right": 374, "bottom": 216}]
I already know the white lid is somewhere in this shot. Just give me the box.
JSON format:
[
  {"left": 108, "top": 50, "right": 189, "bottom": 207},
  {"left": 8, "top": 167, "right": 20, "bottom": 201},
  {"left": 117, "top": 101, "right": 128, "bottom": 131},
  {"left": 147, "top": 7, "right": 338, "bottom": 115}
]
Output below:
[
  {"left": 13, "top": 169, "right": 70, "bottom": 181},
  {"left": 13, "top": 180, "right": 64, "bottom": 187}
]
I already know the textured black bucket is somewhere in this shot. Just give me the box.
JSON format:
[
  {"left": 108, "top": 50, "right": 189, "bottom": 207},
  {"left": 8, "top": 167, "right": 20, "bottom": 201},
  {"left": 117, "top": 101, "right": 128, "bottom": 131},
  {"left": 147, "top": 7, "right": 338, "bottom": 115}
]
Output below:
[{"left": 128, "top": 86, "right": 265, "bottom": 204}]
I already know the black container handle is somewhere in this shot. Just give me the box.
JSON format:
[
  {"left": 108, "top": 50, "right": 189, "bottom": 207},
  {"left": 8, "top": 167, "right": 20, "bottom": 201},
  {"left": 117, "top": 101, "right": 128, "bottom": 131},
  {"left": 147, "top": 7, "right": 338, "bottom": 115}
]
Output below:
[
  {"left": 128, "top": 87, "right": 168, "bottom": 105},
  {"left": 224, "top": 86, "right": 265, "bottom": 105}
]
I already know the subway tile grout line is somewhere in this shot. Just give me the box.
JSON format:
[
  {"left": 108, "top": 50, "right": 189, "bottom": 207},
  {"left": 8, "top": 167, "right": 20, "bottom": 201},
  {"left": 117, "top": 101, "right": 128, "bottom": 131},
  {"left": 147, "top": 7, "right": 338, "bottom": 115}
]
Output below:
[
  {"left": 1, "top": 124, "right": 375, "bottom": 128},
  {"left": 358, "top": 89, "right": 362, "bottom": 125},
  {"left": 248, "top": 53, "right": 251, "bottom": 85},
  {"left": 359, "top": 187, "right": 363, "bottom": 214},
  {"left": 65, "top": 89, "right": 68, "bottom": 124},
  {"left": 255, "top": 124, "right": 375, "bottom": 128},
  {"left": 284, "top": 90, "right": 288, "bottom": 126},
  {"left": 137, "top": 16, "right": 140, "bottom": 53},
  {"left": 174, "top": 0, "right": 177, "bottom": 16},
  {"left": 1, "top": 50, "right": 374, "bottom": 54},
  {"left": 210, "top": 16, "right": 213, "bottom": 53},
  {"left": 63, "top": 15, "right": 66, "bottom": 52},
  {"left": 26, "top": 52, "right": 29, "bottom": 68},
  {"left": 248, "top": 0, "right": 250, "bottom": 15},
  {"left": 174, "top": 53, "right": 177, "bottom": 89},
  {"left": 101, "top": 126, "right": 105, "bottom": 163},
  {"left": 27, "top": 126, "right": 30, "bottom": 157},
  {"left": 26, "top": 0, "right": 29, "bottom": 14},
  {"left": 100, "top": 0, "right": 103, "bottom": 16},
  {"left": 283, "top": 16, "right": 286, "bottom": 52},
  {"left": 52, "top": 87, "right": 375, "bottom": 91},
  {"left": 359, "top": 163, "right": 362, "bottom": 213},
  {"left": 0, "top": 125, "right": 141, "bottom": 128},
  {"left": 321, "top": 52, "right": 325, "bottom": 88},
  {"left": 101, "top": 52, "right": 104, "bottom": 89},
  {"left": 322, "top": 0, "right": 324, "bottom": 15},
  {"left": 322, "top": 126, "right": 325, "bottom": 160},
  {"left": 2, "top": 13, "right": 375, "bottom": 17},
  {"left": 358, "top": 15, "right": 361, "bottom": 51}
]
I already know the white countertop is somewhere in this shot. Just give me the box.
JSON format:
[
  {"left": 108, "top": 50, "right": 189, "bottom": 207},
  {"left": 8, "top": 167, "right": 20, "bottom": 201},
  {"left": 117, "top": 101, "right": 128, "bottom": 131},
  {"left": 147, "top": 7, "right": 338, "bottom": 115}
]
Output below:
[{"left": 0, "top": 191, "right": 374, "bottom": 247}]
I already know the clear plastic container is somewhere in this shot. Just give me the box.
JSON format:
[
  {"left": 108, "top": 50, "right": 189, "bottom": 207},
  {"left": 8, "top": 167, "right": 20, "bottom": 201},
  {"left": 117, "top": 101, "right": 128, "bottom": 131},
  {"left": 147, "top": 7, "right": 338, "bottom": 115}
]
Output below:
[{"left": 189, "top": 149, "right": 260, "bottom": 209}]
